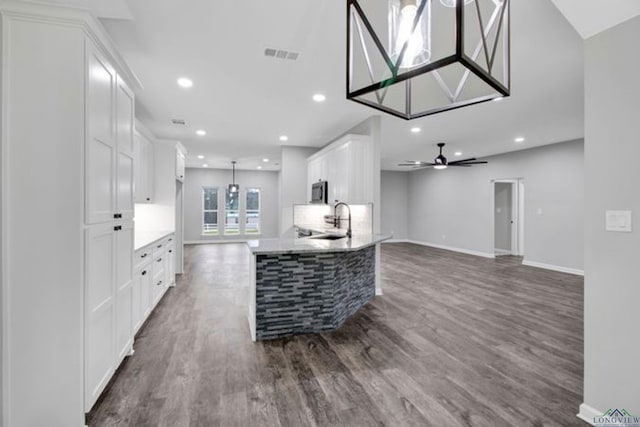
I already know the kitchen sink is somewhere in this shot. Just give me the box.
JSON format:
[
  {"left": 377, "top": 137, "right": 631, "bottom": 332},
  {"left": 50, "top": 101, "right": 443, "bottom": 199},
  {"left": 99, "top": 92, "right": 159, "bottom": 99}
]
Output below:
[{"left": 309, "top": 234, "right": 346, "bottom": 240}]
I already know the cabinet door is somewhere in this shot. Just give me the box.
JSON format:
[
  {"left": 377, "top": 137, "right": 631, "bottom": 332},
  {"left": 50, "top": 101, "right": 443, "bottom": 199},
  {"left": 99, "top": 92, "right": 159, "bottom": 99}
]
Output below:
[
  {"left": 140, "top": 265, "right": 152, "bottom": 320},
  {"left": 133, "top": 132, "right": 146, "bottom": 204},
  {"left": 143, "top": 138, "right": 155, "bottom": 202},
  {"left": 84, "top": 224, "right": 116, "bottom": 411},
  {"left": 331, "top": 143, "right": 349, "bottom": 204},
  {"left": 86, "top": 46, "right": 116, "bottom": 224},
  {"left": 131, "top": 270, "right": 142, "bottom": 333},
  {"left": 116, "top": 76, "right": 135, "bottom": 220},
  {"left": 151, "top": 254, "right": 166, "bottom": 307},
  {"left": 176, "top": 149, "right": 186, "bottom": 182},
  {"left": 115, "top": 221, "right": 134, "bottom": 363},
  {"left": 167, "top": 244, "right": 176, "bottom": 286},
  {"left": 347, "top": 140, "right": 374, "bottom": 204}
]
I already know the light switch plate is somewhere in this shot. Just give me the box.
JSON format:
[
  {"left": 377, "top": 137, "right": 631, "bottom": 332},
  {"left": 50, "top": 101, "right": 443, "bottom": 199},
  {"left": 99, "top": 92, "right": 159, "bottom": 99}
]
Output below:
[{"left": 606, "top": 210, "right": 632, "bottom": 233}]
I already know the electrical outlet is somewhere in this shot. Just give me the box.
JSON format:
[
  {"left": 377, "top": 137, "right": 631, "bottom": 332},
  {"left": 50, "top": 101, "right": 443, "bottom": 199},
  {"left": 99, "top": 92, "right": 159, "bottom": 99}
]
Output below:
[{"left": 442, "top": 234, "right": 446, "bottom": 240}]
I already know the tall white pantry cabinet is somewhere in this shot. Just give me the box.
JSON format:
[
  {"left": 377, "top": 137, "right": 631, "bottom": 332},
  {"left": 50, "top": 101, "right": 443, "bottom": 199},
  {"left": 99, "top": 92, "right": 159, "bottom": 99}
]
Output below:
[{"left": 0, "top": 2, "right": 140, "bottom": 426}]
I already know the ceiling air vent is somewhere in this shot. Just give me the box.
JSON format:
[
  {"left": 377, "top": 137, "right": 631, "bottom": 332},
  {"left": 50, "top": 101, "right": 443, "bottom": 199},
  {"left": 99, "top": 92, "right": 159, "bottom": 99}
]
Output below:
[
  {"left": 264, "top": 48, "right": 299, "bottom": 61},
  {"left": 171, "top": 119, "right": 186, "bottom": 126}
]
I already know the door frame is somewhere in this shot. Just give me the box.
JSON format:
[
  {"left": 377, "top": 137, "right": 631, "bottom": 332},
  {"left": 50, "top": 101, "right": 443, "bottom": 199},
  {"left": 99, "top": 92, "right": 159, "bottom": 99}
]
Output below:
[{"left": 491, "top": 179, "right": 524, "bottom": 256}]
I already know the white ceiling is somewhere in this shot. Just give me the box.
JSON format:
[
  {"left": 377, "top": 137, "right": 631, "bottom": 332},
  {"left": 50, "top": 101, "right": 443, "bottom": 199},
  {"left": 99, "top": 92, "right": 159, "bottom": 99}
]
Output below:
[
  {"left": 50, "top": 0, "right": 596, "bottom": 171},
  {"left": 550, "top": 0, "right": 640, "bottom": 39}
]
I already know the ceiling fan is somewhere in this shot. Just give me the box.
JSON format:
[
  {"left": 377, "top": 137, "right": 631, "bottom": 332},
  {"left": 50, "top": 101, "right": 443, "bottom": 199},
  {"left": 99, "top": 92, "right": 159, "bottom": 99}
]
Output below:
[{"left": 399, "top": 143, "right": 488, "bottom": 170}]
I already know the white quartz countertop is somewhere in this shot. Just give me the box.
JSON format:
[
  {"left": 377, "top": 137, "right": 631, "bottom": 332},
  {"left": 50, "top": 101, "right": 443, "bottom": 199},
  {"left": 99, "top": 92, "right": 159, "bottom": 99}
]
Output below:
[
  {"left": 246, "top": 234, "right": 392, "bottom": 255},
  {"left": 135, "top": 230, "right": 174, "bottom": 251}
]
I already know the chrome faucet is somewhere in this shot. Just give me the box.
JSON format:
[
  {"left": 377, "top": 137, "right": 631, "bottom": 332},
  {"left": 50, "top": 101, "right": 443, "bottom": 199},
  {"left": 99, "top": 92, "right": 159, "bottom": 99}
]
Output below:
[{"left": 334, "top": 202, "right": 352, "bottom": 239}]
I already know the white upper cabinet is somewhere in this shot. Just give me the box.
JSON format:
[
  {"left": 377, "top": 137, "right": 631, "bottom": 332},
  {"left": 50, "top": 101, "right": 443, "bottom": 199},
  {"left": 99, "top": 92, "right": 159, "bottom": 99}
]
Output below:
[
  {"left": 116, "top": 76, "right": 135, "bottom": 220},
  {"left": 176, "top": 149, "right": 186, "bottom": 182},
  {"left": 86, "top": 44, "right": 136, "bottom": 223},
  {"left": 86, "top": 46, "right": 116, "bottom": 224},
  {"left": 134, "top": 130, "right": 155, "bottom": 203},
  {"left": 307, "top": 135, "right": 374, "bottom": 205}
]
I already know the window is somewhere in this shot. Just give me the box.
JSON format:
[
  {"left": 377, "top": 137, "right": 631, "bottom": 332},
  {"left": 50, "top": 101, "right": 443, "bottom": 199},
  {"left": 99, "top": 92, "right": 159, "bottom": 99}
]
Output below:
[
  {"left": 245, "top": 188, "right": 260, "bottom": 235},
  {"left": 202, "top": 187, "right": 219, "bottom": 236},
  {"left": 224, "top": 188, "right": 240, "bottom": 235}
]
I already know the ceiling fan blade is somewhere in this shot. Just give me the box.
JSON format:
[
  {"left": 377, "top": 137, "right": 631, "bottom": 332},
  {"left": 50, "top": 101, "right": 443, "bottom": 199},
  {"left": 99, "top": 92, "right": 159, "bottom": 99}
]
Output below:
[
  {"left": 456, "top": 161, "right": 488, "bottom": 165},
  {"left": 448, "top": 157, "right": 477, "bottom": 164},
  {"left": 450, "top": 164, "right": 472, "bottom": 167},
  {"left": 398, "top": 162, "right": 435, "bottom": 166}
]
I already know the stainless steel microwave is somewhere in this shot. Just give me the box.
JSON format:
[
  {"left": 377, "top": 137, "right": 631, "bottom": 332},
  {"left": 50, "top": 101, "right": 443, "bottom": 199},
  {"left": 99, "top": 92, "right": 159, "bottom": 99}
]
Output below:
[{"left": 311, "top": 181, "right": 328, "bottom": 204}]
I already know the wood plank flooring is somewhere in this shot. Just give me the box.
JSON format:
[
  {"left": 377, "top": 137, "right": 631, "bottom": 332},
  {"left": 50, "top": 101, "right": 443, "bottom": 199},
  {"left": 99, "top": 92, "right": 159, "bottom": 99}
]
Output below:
[{"left": 87, "top": 243, "right": 585, "bottom": 426}]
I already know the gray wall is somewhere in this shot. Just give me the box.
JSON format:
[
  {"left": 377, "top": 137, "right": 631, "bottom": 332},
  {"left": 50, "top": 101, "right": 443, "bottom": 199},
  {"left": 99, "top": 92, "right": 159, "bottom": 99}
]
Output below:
[
  {"left": 494, "top": 182, "right": 513, "bottom": 252},
  {"left": 406, "top": 140, "right": 584, "bottom": 270},
  {"left": 184, "top": 168, "right": 279, "bottom": 242},
  {"left": 279, "top": 146, "right": 318, "bottom": 237},
  {"left": 584, "top": 17, "right": 640, "bottom": 415},
  {"left": 380, "top": 171, "right": 409, "bottom": 240}
]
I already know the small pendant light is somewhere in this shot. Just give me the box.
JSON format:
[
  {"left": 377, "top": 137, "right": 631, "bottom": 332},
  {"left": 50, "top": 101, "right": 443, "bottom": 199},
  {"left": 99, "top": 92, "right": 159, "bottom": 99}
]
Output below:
[{"left": 228, "top": 161, "right": 239, "bottom": 194}]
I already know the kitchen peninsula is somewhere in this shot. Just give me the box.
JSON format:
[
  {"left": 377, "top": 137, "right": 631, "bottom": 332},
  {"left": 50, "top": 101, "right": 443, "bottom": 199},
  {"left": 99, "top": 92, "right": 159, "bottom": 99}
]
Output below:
[{"left": 246, "top": 234, "right": 390, "bottom": 341}]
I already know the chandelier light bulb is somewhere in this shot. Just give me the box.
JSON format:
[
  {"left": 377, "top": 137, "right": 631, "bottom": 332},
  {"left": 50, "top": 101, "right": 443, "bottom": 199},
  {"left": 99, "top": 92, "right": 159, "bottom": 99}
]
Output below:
[{"left": 390, "top": 0, "right": 431, "bottom": 69}]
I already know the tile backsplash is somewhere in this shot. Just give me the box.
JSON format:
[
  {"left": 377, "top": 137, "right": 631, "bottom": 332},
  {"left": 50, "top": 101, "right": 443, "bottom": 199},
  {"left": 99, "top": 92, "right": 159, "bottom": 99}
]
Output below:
[{"left": 293, "top": 203, "right": 373, "bottom": 235}]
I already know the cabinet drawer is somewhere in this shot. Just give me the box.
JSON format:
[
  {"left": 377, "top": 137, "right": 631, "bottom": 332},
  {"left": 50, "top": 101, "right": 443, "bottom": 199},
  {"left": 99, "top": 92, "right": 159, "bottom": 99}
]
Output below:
[
  {"left": 134, "top": 246, "right": 152, "bottom": 270},
  {"left": 152, "top": 240, "right": 167, "bottom": 258},
  {"left": 152, "top": 254, "right": 165, "bottom": 275},
  {"left": 161, "top": 234, "right": 174, "bottom": 248}
]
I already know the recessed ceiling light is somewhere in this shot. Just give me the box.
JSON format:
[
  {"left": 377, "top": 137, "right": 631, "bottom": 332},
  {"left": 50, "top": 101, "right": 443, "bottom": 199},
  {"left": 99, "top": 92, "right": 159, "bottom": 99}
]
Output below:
[
  {"left": 515, "top": 137, "right": 525, "bottom": 143},
  {"left": 454, "top": 151, "right": 462, "bottom": 156},
  {"left": 196, "top": 130, "right": 206, "bottom": 136},
  {"left": 313, "top": 94, "right": 326, "bottom": 102},
  {"left": 257, "top": 166, "right": 263, "bottom": 170},
  {"left": 177, "top": 77, "right": 193, "bottom": 88},
  {"left": 279, "top": 135, "right": 288, "bottom": 142},
  {"left": 202, "top": 164, "right": 208, "bottom": 168},
  {"left": 263, "top": 158, "right": 270, "bottom": 163},
  {"left": 411, "top": 127, "right": 421, "bottom": 133},
  {"left": 197, "top": 155, "right": 205, "bottom": 159}
]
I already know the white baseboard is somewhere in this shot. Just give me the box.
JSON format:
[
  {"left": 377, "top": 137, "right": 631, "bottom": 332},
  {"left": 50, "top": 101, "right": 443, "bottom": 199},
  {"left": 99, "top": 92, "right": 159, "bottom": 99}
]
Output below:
[
  {"left": 407, "top": 240, "right": 496, "bottom": 259},
  {"left": 383, "top": 239, "right": 410, "bottom": 244},
  {"left": 522, "top": 260, "right": 584, "bottom": 276},
  {"left": 375, "top": 288, "right": 384, "bottom": 296},
  {"left": 494, "top": 248, "right": 512, "bottom": 256},
  {"left": 577, "top": 403, "right": 600, "bottom": 425},
  {"left": 185, "top": 239, "right": 248, "bottom": 245}
]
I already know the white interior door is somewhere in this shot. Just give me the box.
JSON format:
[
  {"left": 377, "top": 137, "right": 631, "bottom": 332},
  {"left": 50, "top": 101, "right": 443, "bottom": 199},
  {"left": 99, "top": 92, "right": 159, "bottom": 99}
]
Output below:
[
  {"left": 493, "top": 179, "right": 524, "bottom": 257},
  {"left": 494, "top": 182, "right": 513, "bottom": 255}
]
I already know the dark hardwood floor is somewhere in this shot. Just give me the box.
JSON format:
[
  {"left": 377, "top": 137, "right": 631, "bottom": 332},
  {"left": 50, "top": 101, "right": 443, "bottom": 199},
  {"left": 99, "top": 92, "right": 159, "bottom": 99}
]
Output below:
[{"left": 88, "top": 243, "right": 585, "bottom": 426}]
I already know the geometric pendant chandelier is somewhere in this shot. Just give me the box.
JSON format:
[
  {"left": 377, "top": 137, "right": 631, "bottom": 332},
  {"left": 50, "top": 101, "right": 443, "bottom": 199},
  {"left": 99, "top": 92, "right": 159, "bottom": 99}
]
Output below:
[{"left": 347, "top": 0, "right": 510, "bottom": 120}]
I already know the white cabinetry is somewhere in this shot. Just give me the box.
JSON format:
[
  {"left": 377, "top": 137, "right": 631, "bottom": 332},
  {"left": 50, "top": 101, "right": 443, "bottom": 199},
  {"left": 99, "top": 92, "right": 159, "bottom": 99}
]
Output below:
[
  {"left": 176, "top": 149, "right": 186, "bottom": 182},
  {"left": 84, "top": 41, "right": 136, "bottom": 412},
  {"left": 84, "top": 224, "right": 116, "bottom": 408},
  {"left": 85, "top": 46, "right": 135, "bottom": 223},
  {"left": 307, "top": 135, "right": 374, "bottom": 204},
  {"left": 85, "top": 47, "right": 116, "bottom": 224},
  {"left": 0, "top": 2, "right": 141, "bottom": 424},
  {"left": 131, "top": 232, "right": 175, "bottom": 334},
  {"left": 116, "top": 76, "right": 135, "bottom": 220},
  {"left": 134, "top": 129, "right": 155, "bottom": 203},
  {"left": 115, "top": 221, "right": 134, "bottom": 363}
]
